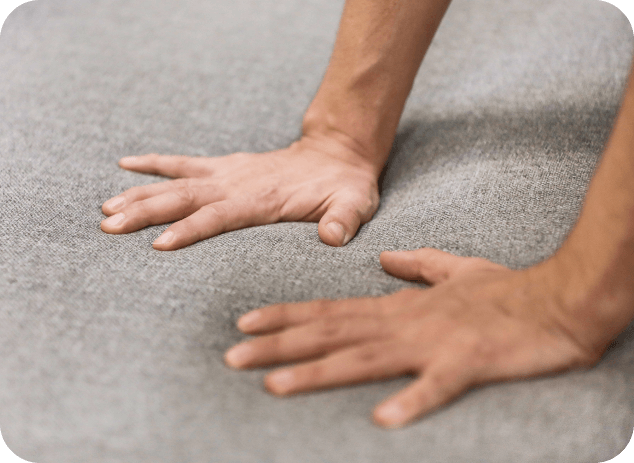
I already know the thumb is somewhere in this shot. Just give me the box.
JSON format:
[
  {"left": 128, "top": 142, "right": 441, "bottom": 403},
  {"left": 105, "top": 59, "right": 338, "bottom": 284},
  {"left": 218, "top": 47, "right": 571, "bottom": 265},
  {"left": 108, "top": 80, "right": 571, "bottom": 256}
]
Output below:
[
  {"left": 379, "top": 248, "right": 474, "bottom": 285},
  {"left": 318, "top": 201, "right": 363, "bottom": 247}
]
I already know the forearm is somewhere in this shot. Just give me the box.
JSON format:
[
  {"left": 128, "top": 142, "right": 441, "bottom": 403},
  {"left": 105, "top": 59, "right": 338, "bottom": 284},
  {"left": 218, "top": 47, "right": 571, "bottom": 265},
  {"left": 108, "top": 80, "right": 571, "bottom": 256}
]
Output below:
[
  {"left": 545, "top": 62, "right": 634, "bottom": 353},
  {"left": 302, "top": 0, "right": 452, "bottom": 175}
]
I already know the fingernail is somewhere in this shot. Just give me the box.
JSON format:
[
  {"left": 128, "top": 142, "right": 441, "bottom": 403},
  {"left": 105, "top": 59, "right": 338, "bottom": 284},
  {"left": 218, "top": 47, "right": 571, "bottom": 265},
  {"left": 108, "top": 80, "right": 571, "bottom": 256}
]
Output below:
[
  {"left": 153, "top": 231, "right": 174, "bottom": 246},
  {"left": 375, "top": 402, "right": 406, "bottom": 426},
  {"left": 238, "top": 311, "right": 262, "bottom": 331},
  {"left": 102, "top": 212, "right": 125, "bottom": 227},
  {"left": 326, "top": 222, "right": 348, "bottom": 246},
  {"left": 267, "top": 370, "right": 295, "bottom": 394},
  {"left": 225, "top": 343, "right": 252, "bottom": 367},
  {"left": 104, "top": 196, "right": 125, "bottom": 211},
  {"left": 120, "top": 156, "right": 138, "bottom": 164}
]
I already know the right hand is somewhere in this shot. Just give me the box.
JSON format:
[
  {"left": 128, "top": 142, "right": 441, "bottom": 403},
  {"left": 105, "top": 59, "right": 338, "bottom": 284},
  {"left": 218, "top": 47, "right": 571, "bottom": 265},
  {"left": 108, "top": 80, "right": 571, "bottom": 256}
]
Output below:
[
  {"left": 100, "top": 136, "right": 381, "bottom": 250},
  {"left": 225, "top": 248, "right": 601, "bottom": 428}
]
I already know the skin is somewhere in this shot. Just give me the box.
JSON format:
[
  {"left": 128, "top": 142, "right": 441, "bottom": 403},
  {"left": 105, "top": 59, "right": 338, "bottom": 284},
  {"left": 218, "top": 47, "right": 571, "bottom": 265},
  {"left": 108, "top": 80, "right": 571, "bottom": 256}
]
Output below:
[
  {"left": 101, "top": 145, "right": 380, "bottom": 249},
  {"left": 226, "top": 67, "right": 634, "bottom": 427},
  {"left": 224, "top": 251, "right": 597, "bottom": 427},
  {"left": 101, "top": 0, "right": 452, "bottom": 249},
  {"left": 100, "top": 0, "right": 634, "bottom": 427}
]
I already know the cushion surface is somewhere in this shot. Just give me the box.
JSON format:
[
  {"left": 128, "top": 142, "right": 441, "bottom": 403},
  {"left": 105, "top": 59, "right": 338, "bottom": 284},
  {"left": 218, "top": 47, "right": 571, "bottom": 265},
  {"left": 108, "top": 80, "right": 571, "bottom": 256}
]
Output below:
[{"left": 0, "top": 0, "right": 633, "bottom": 462}]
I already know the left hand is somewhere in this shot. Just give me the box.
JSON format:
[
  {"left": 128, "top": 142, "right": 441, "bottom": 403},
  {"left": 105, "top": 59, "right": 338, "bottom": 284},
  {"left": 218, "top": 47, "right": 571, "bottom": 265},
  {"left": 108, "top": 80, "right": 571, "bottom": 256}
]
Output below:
[
  {"left": 100, "top": 136, "right": 381, "bottom": 250},
  {"left": 224, "top": 248, "right": 602, "bottom": 428}
]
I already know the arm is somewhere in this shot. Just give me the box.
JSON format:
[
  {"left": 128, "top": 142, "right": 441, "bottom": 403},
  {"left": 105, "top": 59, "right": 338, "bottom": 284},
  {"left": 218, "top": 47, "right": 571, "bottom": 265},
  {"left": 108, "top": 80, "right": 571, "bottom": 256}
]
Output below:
[
  {"left": 225, "top": 64, "right": 634, "bottom": 427},
  {"left": 546, "top": 63, "right": 634, "bottom": 354},
  {"left": 302, "top": 0, "right": 453, "bottom": 176},
  {"left": 101, "top": 0, "right": 452, "bottom": 249}
]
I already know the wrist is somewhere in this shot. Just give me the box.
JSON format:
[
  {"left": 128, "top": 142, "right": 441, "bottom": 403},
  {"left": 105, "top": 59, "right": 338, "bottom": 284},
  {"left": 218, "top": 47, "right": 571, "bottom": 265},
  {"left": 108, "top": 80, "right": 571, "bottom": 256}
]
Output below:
[
  {"left": 288, "top": 130, "right": 381, "bottom": 182},
  {"left": 301, "top": 95, "right": 396, "bottom": 177},
  {"left": 535, "top": 241, "right": 634, "bottom": 357}
]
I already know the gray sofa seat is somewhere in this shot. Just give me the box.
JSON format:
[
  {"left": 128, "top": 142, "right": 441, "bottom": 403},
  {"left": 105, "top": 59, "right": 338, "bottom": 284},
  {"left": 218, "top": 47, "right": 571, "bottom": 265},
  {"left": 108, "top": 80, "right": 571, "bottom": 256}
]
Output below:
[{"left": 0, "top": 0, "right": 633, "bottom": 462}]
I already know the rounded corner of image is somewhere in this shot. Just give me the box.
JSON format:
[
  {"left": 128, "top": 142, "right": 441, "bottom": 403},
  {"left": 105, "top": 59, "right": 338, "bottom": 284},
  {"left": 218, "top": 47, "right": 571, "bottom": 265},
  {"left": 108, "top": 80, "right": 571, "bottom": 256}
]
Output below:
[
  {"left": 0, "top": 0, "right": 33, "bottom": 34},
  {"left": 0, "top": 430, "right": 33, "bottom": 463}
]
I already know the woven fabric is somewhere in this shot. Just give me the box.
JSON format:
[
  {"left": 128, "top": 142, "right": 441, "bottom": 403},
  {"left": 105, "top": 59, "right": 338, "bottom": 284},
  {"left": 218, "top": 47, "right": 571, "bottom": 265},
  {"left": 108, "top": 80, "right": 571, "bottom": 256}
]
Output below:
[{"left": 0, "top": 0, "right": 633, "bottom": 461}]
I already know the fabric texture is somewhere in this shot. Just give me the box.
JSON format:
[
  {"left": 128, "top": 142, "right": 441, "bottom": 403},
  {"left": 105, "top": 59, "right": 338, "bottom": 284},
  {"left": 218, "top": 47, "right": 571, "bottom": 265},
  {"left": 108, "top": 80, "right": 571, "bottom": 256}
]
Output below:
[{"left": 0, "top": 0, "right": 633, "bottom": 462}]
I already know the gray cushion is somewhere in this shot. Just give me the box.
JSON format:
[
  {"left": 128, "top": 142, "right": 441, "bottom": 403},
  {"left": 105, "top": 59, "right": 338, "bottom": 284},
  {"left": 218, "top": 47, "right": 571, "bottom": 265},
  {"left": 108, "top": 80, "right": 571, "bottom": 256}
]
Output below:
[{"left": 1, "top": 0, "right": 633, "bottom": 462}]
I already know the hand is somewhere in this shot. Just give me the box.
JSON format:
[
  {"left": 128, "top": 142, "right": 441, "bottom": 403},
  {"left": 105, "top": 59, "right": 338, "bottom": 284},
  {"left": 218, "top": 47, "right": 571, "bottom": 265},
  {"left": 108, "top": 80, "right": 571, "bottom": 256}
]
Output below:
[
  {"left": 224, "top": 248, "right": 602, "bottom": 428},
  {"left": 101, "top": 137, "right": 381, "bottom": 250}
]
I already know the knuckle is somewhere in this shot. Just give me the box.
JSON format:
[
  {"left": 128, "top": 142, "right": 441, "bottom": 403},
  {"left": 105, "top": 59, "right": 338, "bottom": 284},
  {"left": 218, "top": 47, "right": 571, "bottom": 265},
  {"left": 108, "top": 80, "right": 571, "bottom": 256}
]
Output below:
[
  {"left": 316, "top": 317, "right": 346, "bottom": 339},
  {"left": 174, "top": 183, "right": 196, "bottom": 206},
  {"left": 259, "top": 184, "right": 281, "bottom": 201},
  {"left": 357, "top": 194, "right": 380, "bottom": 220},
  {"left": 460, "top": 330, "right": 495, "bottom": 362},
  {"left": 356, "top": 344, "right": 383, "bottom": 363},
  {"left": 200, "top": 203, "right": 226, "bottom": 220},
  {"left": 175, "top": 156, "right": 195, "bottom": 172},
  {"left": 128, "top": 199, "right": 150, "bottom": 217},
  {"left": 339, "top": 200, "right": 360, "bottom": 218},
  {"left": 197, "top": 204, "right": 229, "bottom": 236}
]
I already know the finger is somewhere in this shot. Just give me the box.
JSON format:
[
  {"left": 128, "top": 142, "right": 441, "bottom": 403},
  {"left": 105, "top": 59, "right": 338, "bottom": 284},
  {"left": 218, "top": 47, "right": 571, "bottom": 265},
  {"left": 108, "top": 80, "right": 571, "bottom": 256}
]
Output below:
[
  {"left": 101, "top": 190, "right": 209, "bottom": 234},
  {"left": 102, "top": 178, "right": 202, "bottom": 215},
  {"left": 318, "top": 196, "right": 372, "bottom": 247},
  {"left": 380, "top": 248, "right": 487, "bottom": 285},
  {"left": 237, "top": 297, "right": 386, "bottom": 334},
  {"left": 263, "top": 340, "right": 416, "bottom": 395},
  {"left": 119, "top": 154, "right": 213, "bottom": 178},
  {"left": 151, "top": 198, "right": 271, "bottom": 250},
  {"left": 373, "top": 357, "right": 472, "bottom": 428},
  {"left": 225, "top": 316, "right": 390, "bottom": 369}
]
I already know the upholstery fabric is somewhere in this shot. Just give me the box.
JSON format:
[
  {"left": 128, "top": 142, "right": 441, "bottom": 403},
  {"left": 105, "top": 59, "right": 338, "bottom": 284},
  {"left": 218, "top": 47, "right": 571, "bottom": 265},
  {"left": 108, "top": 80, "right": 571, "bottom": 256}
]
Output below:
[{"left": 0, "top": 0, "right": 633, "bottom": 462}]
